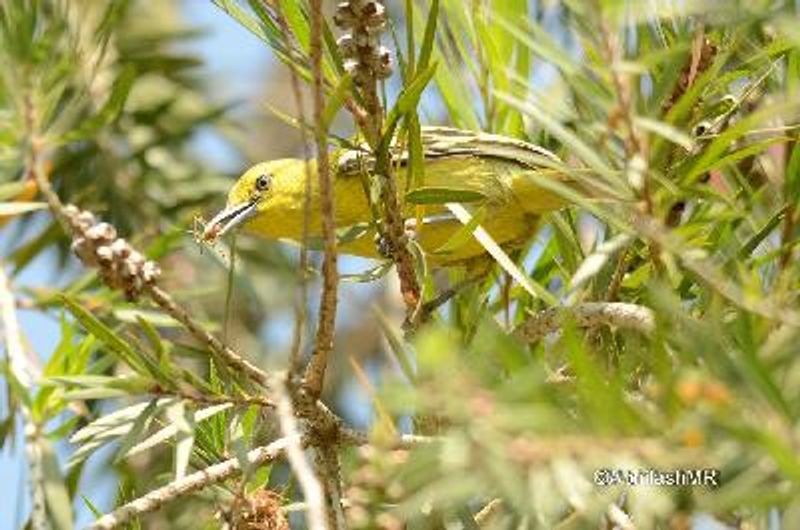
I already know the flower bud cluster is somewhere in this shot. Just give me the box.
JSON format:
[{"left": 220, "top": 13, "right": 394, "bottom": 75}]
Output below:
[
  {"left": 334, "top": 1, "right": 392, "bottom": 85},
  {"left": 64, "top": 205, "right": 160, "bottom": 300}
]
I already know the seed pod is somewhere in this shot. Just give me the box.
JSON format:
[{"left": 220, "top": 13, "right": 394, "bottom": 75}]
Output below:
[
  {"left": 110, "top": 239, "right": 130, "bottom": 259},
  {"left": 96, "top": 245, "right": 114, "bottom": 263},
  {"left": 86, "top": 222, "right": 117, "bottom": 244},
  {"left": 75, "top": 211, "right": 96, "bottom": 231}
]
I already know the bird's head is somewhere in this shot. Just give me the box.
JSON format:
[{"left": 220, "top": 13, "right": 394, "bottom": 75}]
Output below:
[{"left": 203, "top": 160, "right": 304, "bottom": 242}]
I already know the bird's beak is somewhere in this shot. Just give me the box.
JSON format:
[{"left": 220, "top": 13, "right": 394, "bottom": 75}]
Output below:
[{"left": 203, "top": 199, "right": 259, "bottom": 242}]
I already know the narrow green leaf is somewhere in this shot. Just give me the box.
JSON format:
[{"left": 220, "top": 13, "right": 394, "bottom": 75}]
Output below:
[
  {"left": 168, "top": 401, "right": 195, "bottom": 480},
  {"left": 406, "top": 113, "right": 425, "bottom": 191},
  {"left": 736, "top": 206, "right": 789, "bottom": 259},
  {"left": 126, "top": 403, "right": 232, "bottom": 459},
  {"left": 374, "top": 306, "right": 416, "bottom": 383},
  {"left": 396, "top": 63, "right": 438, "bottom": 115},
  {"left": 341, "top": 261, "right": 393, "bottom": 283},
  {"left": 432, "top": 207, "right": 487, "bottom": 254},
  {"left": 634, "top": 116, "right": 695, "bottom": 151},
  {"left": 114, "top": 399, "right": 159, "bottom": 463},
  {"left": 40, "top": 437, "right": 74, "bottom": 530},
  {"left": 113, "top": 309, "right": 179, "bottom": 328},
  {"left": 60, "top": 296, "right": 146, "bottom": 374},
  {"left": 446, "top": 203, "right": 558, "bottom": 305},
  {"left": 62, "top": 65, "right": 136, "bottom": 143},
  {"left": 404, "top": 0, "right": 416, "bottom": 78},
  {"left": 379, "top": 62, "right": 438, "bottom": 159},
  {"left": 278, "top": 0, "right": 309, "bottom": 52},
  {"left": 0, "top": 201, "right": 48, "bottom": 216},
  {"left": 786, "top": 141, "right": 800, "bottom": 201},
  {"left": 405, "top": 186, "right": 485, "bottom": 205},
  {"left": 417, "top": 0, "right": 439, "bottom": 71},
  {"left": 321, "top": 74, "right": 352, "bottom": 131},
  {"left": 80, "top": 495, "right": 103, "bottom": 518}
]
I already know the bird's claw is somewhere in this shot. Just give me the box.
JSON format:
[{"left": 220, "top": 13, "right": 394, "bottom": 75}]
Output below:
[{"left": 374, "top": 219, "right": 419, "bottom": 259}]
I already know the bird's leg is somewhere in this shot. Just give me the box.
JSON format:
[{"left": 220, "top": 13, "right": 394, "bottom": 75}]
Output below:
[{"left": 375, "top": 217, "right": 419, "bottom": 259}]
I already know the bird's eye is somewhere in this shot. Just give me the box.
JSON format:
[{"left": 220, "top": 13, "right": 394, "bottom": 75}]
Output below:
[
  {"left": 693, "top": 121, "right": 710, "bottom": 137},
  {"left": 255, "top": 174, "right": 272, "bottom": 192}
]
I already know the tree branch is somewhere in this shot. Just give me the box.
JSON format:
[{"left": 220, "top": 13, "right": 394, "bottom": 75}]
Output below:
[
  {"left": 87, "top": 437, "right": 295, "bottom": 530},
  {"left": 0, "top": 264, "right": 48, "bottom": 530},
  {"left": 147, "top": 285, "right": 271, "bottom": 387},
  {"left": 275, "top": 377, "right": 328, "bottom": 530},
  {"left": 304, "top": 0, "right": 339, "bottom": 401},
  {"left": 513, "top": 302, "right": 655, "bottom": 343}
]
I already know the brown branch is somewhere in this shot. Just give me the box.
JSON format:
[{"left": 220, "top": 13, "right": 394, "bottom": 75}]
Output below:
[
  {"left": 23, "top": 95, "right": 271, "bottom": 389},
  {"left": 335, "top": 1, "right": 421, "bottom": 322},
  {"left": 88, "top": 438, "right": 295, "bottom": 530},
  {"left": 268, "top": 2, "right": 315, "bottom": 380},
  {"left": 598, "top": 14, "right": 663, "bottom": 275},
  {"left": 0, "top": 264, "right": 48, "bottom": 530},
  {"left": 275, "top": 377, "right": 328, "bottom": 530},
  {"left": 304, "top": 0, "right": 339, "bottom": 401},
  {"left": 663, "top": 27, "right": 718, "bottom": 228},
  {"left": 147, "top": 285, "right": 270, "bottom": 386},
  {"left": 87, "top": 425, "right": 430, "bottom": 530},
  {"left": 313, "top": 445, "right": 347, "bottom": 529},
  {"left": 513, "top": 302, "right": 655, "bottom": 343},
  {"left": 779, "top": 137, "right": 798, "bottom": 271}
]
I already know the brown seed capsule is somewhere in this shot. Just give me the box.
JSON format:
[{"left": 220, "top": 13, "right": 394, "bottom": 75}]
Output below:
[
  {"left": 71, "top": 237, "right": 97, "bottom": 265},
  {"left": 142, "top": 262, "right": 161, "bottom": 283},
  {"left": 75, "top": 211, "right": 96, "bottom": 231},
  {"left": 96, "top": 246, "right": 114, "bottom": 263},
  {"left": 334, "top": 2, "right": 357, "bottom": 28},
  {"left": 63, "top": 205, "right": 80, "bottom": 219},
  {"left": 86, "top": 222, "right": 117, "bottom": 244},
  {"left": 110, "top": 239, "right": 130, "bottom": 259},
  {"left": 337, "top": 34, "right": 358, "bottom": 57}
]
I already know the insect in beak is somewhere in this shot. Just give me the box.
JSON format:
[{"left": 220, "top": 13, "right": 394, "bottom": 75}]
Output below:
[{"left": 203, "top": 198, "right": 259, "bottom": 243}]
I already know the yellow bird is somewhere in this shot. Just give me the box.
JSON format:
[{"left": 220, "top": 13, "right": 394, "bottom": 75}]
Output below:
[{"left": 204, "top": 126, "right": 572, "bottom": 266}]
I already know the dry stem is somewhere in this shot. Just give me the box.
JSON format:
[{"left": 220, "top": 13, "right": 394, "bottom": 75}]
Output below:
[
  {"left": 87, "top": 438, "right": 295, "bottom": 530},
  {"left": 513, "top": 302, "right": 655, "bottom": 343},
  {"left": 304, "top": 0, "right": 340, "bottom": 401},
  {"left": 275, "top": 377, "right": 328, "bottom": 530},
  {"left": 0, "top": 264, "right": 48, "bottom": 530},
  {"left": 268, "top": 2, "right": 315, "bottom": 379}
]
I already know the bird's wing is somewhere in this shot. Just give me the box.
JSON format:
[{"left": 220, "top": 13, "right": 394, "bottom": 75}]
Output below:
[
  {"left": 418, "top": 126, "right": 562, "bottom": 169},
  {"left": 335, "top": 126, "right": 563, "bottom": 176}
]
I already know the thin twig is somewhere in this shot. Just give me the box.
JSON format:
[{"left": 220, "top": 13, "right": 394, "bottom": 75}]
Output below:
[
  {"left": 598, "top": 14, "right": 662, "bottom": 274},
  {"left": 335, "top": 0, "right": 422, "bottom": 322},
  {"left": 304, "top": 0, "right": 339, "bottom": 401},
  {"left": 779, "top": 136, "right": 797, "bottom": 271},
  {"left": 23, "top": 96, "right": 272, "bottom": 389},
  {"left": 513, "top": 302, "right": 655, "bottom": 343},
  {"left": 87, "top": 437, "right": 295, "bottom": 530},
  {"left": 150, "top": 388, "right": 274, "bottom": 409},
  {"left": 475, "top": 498, "right": 504, "bottom": 527},
  {"left": 604, "top": 247, "right": 629, "bottom": 302},
  {"left": 147, "top": 285, "right": 270, "bottom": 386},
  {"left": 606, "top": 503, "right": 636, "bottom": 530},
  {"left": 275, "top": 377, "right": 328, "bottom": 530},
  {"left": 0, "top": 264, "right": 38, "bottom": 386},
  {"left": 268, "top": 2, "right": 315, "bottom": 380},
  {"left": 313, "top": 446, "right": 347, "bottom": 530},
  {"left": 1, "top": 265, "right": 48, "bottom": 530},
  {"left": 86, "top": 417, "right": 429, "bottom": 530}
]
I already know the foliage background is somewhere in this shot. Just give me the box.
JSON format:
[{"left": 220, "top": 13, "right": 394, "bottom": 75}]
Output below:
[{"left": 1, "top": 0, "right": 799, "bottom": 529}]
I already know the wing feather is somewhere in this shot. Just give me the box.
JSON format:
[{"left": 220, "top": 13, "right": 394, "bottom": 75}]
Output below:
[{"left": 335, "top": 126, "right": 562, "bottom": 175}]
